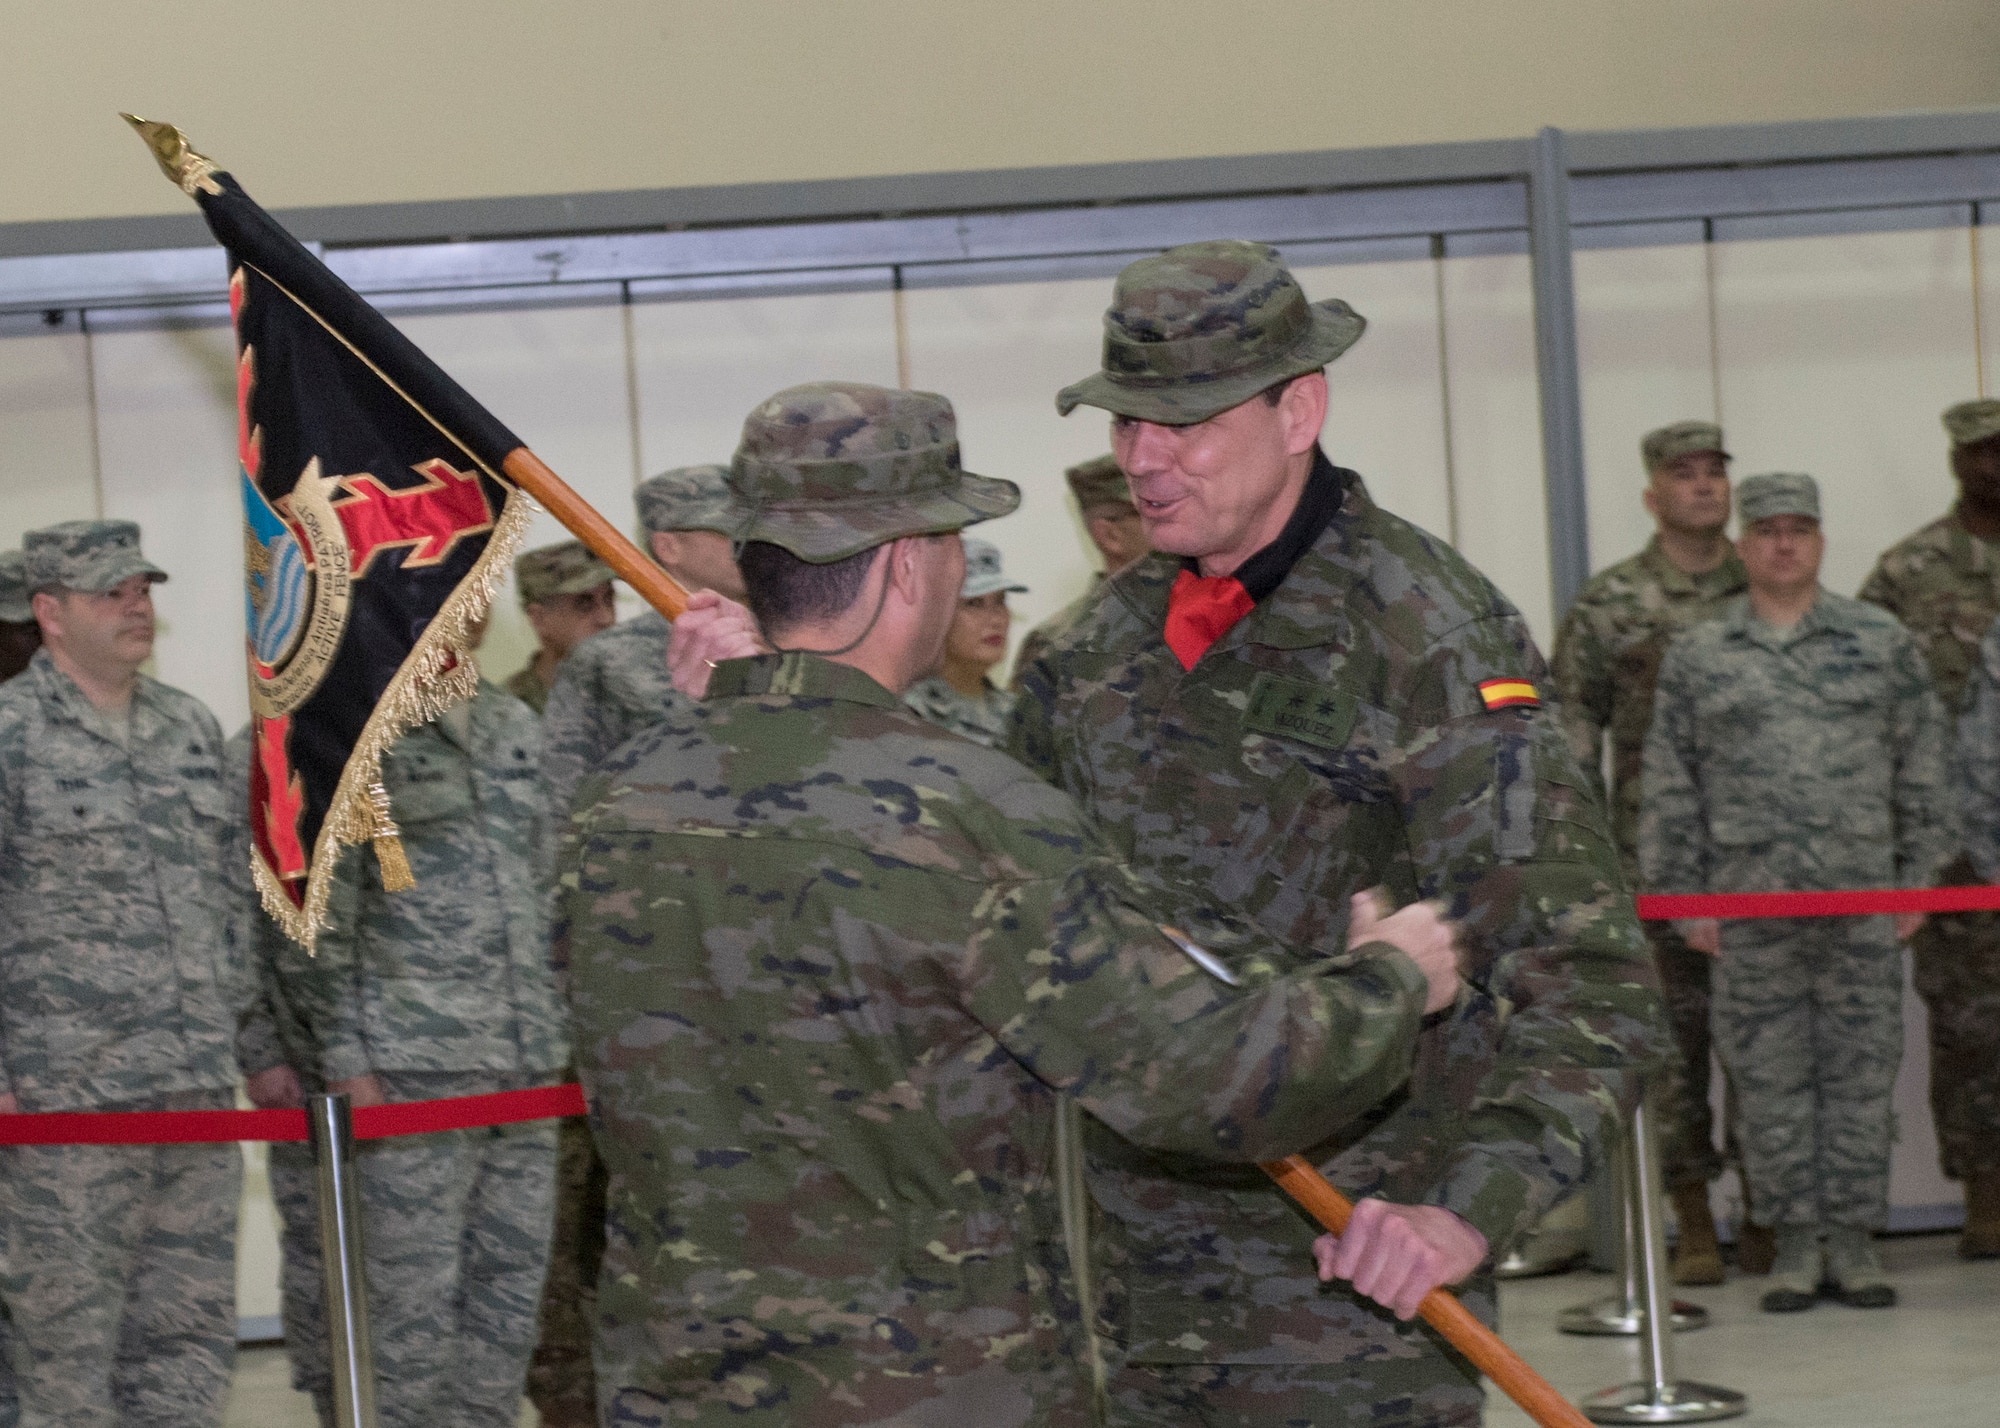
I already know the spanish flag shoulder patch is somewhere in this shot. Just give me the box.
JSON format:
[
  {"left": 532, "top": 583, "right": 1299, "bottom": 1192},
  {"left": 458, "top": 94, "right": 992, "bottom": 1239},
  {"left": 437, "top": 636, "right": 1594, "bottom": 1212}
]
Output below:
[{"left": 1478, "top": 678, "right": 1541, "bottom": 711}]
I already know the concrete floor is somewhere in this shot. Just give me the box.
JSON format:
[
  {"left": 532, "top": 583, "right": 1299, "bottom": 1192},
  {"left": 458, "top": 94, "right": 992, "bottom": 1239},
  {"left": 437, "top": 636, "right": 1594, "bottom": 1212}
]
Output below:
[
  {"left": 224, "top": 1233, "right": 1998, "bottom": 1426},
  {"left": 1487, "top": 1232, "right": 2000, "bottom": 1427}
]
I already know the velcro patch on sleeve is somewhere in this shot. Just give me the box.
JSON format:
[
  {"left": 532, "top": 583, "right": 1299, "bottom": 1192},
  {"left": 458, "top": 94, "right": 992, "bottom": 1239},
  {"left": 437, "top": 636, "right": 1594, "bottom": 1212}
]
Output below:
[{"left": 1477, "top": 678, "right": 1540, "bottom": 711}]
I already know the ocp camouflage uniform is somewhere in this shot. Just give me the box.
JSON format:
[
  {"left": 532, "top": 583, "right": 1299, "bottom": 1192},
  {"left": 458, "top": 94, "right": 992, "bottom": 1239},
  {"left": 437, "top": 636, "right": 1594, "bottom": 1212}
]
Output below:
[
  {"left": 1552, "top": 534, "right": 1746, "bottom": 1190},
  {"left": 1014, "top": 240, "right": 1665, "bottom": 1428},
  {"left": 0, "top": 644, "right": 243, "bottom": 1428},
  {"left": 271, "top": 685, "right": 567, "bottom": 1428},
  {"left": 902, "top": 675, "right": 1015, "bottom": 746},
  {"left": 1858, "top": 505, "right": 2000, "bottom": 1185},
  {"left": 1640, "top": 590, "right": 1954, "bottom": 1232},
  {"left": 562, "top": 653, "right": 1434, "bottom": 1428}
]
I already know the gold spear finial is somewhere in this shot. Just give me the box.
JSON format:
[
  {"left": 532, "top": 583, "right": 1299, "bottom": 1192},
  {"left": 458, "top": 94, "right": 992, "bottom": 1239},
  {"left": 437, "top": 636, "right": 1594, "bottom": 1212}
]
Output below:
[{"left": 120, "top": 113, "right": 223, "bottom": 197}]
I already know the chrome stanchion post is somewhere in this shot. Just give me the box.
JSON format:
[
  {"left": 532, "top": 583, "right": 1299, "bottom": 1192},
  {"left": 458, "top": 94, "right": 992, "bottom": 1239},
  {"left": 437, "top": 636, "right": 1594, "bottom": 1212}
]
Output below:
[
  {"left": 1560, "top": 1113, "right": 1708, "bottom": 1336},
  {"left": 1582, "top": 1094, "right": 1746, "bottom": 1424},
  {"left": 310, "top": 1093, "right": 380, "bottom": 1428}
]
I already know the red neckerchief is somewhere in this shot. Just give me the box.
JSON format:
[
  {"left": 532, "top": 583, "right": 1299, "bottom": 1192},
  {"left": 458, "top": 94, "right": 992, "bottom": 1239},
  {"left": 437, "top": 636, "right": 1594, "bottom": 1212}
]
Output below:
[{"left": 1164, "top": 569, "right": 1256, "bottom": 670}]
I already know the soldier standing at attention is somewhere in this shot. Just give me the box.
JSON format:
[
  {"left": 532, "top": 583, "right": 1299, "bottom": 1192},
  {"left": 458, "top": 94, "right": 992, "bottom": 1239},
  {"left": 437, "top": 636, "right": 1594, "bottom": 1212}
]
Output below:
[
  {"left": 903, "top": 536, "right": 1026, "bottom": 746},
  {"left": 263, "top": 673, "right": 569, "bottom": 1426},
  {"left": 1550, "top": 421, "right": 1756, "bottom": 1284},
  {"left": 1642, "top": 472, "right": 1952, "bottom": 1313},
  {"left": 0, "top": 520, "right": 245, "bottom": 1427},
  {"left": 504, "top": 539, "right": 616, "bottom": 715},
  {"left": 1857, "top": 397, "right": 2000, "bottom": 1261},
  {"left": 1012, "top": 453, "right": 1149, "bottom": 682},
  {"left": 0, "top": 551, "right": 38, "bottom": 682},
  {"left": 529, "top": 464, "right": 743, "bottom": 1427},
  {"left": 560, "top": 380, "right": 1466, "bottom": 1427},
  {"left": 1009, "top": 241, "right": 1666, "bottom": 1428}
]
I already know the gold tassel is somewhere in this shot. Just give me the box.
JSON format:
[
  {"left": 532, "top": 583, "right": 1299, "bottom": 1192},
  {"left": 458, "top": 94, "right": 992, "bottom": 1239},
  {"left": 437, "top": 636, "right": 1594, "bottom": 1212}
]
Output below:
[{"left": 367, "top": 781, "right": 417, "bottom": 892}]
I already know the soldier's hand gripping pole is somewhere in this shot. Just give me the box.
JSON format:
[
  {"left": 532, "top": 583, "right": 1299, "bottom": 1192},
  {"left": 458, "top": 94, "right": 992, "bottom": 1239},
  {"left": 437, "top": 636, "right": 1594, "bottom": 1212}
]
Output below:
[
  {"left": 500, "top": 449, "right": 690, "bottom": 620},
  {"left": 1259, "top": 1156, "right": 1596, "bottom": 1428}
]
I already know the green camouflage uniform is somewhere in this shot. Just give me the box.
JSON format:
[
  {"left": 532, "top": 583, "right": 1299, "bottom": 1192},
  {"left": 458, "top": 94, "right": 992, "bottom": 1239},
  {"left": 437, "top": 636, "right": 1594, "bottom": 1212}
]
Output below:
[
  {"left": 266, "top": 685, "right": 568, "bottom": 1428},
  {"left": 559, "top": 380, "right": 1438, "bottom": 1427},
  {"left": 1641, "top": 578, "right": 1954, "bottom": 1230},
  {"left": 1552, "top": 526, "right": 1747, "bottom": 1190},
  {"left": 0, "top": 520, "right": 243, "bottom": 1428},
  {"left": 1021, "top": 243, "right": 1666, "bottom": 1428},
  {"left": 530, "top": 465, "right": 737, "bottom": 1427},
  {"left": 1013, "top": 455, "right": 1132, "bottom": 688},
  {"left": 506, "top": 539, "right": 615, "bottom": 718},
  {"left": 1858, "top": 498, "right": 2000, "bottom": 1183}
]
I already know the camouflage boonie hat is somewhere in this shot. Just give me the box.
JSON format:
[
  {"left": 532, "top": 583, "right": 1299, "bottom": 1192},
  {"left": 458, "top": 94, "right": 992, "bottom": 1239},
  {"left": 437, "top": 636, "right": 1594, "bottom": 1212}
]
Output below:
[
  {"left": 960, "top": 538, "right": 1028, "bottom": 601},
  {"left": 23, "top": 519, "right": 167, "bottom": 594},
  {"left": 1065, "top": 453, "right": 1132, "bottom": 510},
  {"left": 515, "top": 539, "right": 614, "bottom": 606},
  {"left": 0, "top": 550, "right": 30, "bottom": 622},
  {"left": 730, "top": 381, "right": 1019, "bottom": 563},
  {"left": 1056, "top": 240, "right": 1366, "bottom": 425},
  {"left": 1943, "top": 399, "right": 2000, "bottom": 449},
  {"left": 1641, "top": 421, "right": 1729, "bottom": 472},
  {"left": 634, "top": 464, "right": 740, "bottom": 537},
  {"left": 1737, "top": 472, "right": 1820, "bottom": 524}
]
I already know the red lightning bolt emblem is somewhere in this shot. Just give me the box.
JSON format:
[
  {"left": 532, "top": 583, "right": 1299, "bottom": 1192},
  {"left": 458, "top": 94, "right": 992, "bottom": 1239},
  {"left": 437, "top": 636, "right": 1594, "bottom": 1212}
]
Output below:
[{"left": 328, "top": 458, "right": 495, "bottom": 579}]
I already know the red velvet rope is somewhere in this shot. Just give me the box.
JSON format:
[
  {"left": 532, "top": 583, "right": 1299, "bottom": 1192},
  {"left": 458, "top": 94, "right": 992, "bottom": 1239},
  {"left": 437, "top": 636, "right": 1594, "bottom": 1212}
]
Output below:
[
  {"left": 0, "top": 1081, "right": 586, "bottom": 1146},
  {"left": 1637, "top": 885, "right": 2000, "bottom": 920}
]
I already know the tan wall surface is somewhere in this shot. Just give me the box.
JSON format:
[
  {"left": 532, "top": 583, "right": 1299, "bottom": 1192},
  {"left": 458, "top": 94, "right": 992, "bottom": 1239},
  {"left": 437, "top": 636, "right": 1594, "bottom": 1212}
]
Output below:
[{"left": 2, "top": 0, "right": 1996, "bottom": 228}]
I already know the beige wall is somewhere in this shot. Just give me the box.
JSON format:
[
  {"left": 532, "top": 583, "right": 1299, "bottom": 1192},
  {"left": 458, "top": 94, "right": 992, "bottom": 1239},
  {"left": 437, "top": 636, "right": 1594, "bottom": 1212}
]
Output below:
[{"left": 2, "top": 0, "right": 1996, "bottom": 228}]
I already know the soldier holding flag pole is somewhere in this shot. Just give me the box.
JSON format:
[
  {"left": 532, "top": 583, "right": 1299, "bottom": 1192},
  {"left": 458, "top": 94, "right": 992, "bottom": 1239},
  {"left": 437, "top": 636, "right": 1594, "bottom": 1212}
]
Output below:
[{"left": 124, "top": 119, "right": 1624, "bottom": 1428}]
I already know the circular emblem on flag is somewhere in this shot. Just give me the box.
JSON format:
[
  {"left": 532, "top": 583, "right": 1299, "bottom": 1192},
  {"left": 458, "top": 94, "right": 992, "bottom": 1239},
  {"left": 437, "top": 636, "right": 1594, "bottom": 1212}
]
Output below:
[{"left": 244, "top": 461, "right": 352, "bottom": 718}]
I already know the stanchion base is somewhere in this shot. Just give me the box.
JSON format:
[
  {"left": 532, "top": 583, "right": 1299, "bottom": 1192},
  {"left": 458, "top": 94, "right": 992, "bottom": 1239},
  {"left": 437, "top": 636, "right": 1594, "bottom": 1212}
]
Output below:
[
  {"left": 1581, "top": 1381, "right": 1746, "bottom": 1423},
  {"left": 1558, "top": 1294, "right": 1709, "bottom": 1335}
]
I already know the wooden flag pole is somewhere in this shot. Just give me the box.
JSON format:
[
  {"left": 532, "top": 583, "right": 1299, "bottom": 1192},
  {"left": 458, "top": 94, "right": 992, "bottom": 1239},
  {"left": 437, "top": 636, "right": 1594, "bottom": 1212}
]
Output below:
[
  {"left": 501, "top": 448, "right": 690, "bottom": 620},
  {"left": 1259, "top": 1156, "right": 1595, "bottom": 1428}
]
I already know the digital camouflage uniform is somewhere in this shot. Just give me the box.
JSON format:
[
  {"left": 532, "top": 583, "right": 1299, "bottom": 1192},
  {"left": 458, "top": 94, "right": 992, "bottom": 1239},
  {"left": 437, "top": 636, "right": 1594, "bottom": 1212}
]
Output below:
[
  {"left": 1856, "top": 403, "right": 2000, "bottom": 1189},
  {"left": 1641, "top": 573, "right": 1953, "bottom": 1235},
  {"left": 267, "top": 684, "right": 568, "bottom": 1428},
  {"left": 905, "top": 537, "right": 1023, "bottom": 748},
  {"left": 902, "top": 675, "right": 1015, "bottom": 746},
  {"left": 1020, "top": 241, "right": 1668, "bottom": 1428},
  {"left": 531, "top": 464, "right": 737, "bottom": 1427},
  {"left": 558, "top": 380, "right": 1440, "bottom": 1427},
  {"left": 0, "top": 520, "right": 243, "bottom": 1428},
  {"left": 505, "top": 539, "right": 615, "bottom": 717},
  {"left": 1552, "top": 512, "right": 1747, "bottom": 1192}
]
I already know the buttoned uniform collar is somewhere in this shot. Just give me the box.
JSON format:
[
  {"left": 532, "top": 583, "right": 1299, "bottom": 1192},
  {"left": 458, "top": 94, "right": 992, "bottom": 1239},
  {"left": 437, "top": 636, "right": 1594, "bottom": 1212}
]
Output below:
[
  {"left": 1636, "top": 535, "right": 1747, "bottom": 595},
  {"left": 23, "top": 646, "right": 165, "bottom": 747},
  {"left": 1720, "top": 587, "right": 1848, "bottom": 649},
  {"left": 1112, "top": 449, "right": 1368, "bottom": 655},
  {"left": 707, "top": 650, "right": 904, "bottom": 711}
]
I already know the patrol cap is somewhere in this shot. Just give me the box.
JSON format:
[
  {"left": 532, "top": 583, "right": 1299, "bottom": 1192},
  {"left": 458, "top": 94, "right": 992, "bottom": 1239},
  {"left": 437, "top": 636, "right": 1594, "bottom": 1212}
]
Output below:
[
  {"left": 0, "top": 550, "right": 30, "bottom": 623},
  {"left": 514, "top": 539, "right": 614, "bottom": 606},
  {"left": 23, "top": 519, "right": 167, "bottom": 594},
  {"left": 729, "top": 381, "right": 1019, "bottom": 563},
  {"left": 1736, "top": 472, "right": 1820, "bottom": 525},
  {"left": 1065, "top": 453, "right": 1132, "bottom": 511},
  {"left": 1056, "top": 240, "right": 1367, "bottom": 425},
  {"left": 1943, "top": 399, "right": 2000, "bottom": 449},
  {"left": 1642, "top": 421, "right": 1729, "bottom": 472},
  {"left": 634, "top": 464, "right": 740, "bottom": 537},
  {"left": 961, "top": 538, "right": 1028, "bottom": 600}
]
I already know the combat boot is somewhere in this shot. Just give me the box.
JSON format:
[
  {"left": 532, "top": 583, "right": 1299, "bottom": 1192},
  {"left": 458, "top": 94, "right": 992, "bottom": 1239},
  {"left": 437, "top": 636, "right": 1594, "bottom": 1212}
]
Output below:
[
  {"left": 1669, "top": 1182, "right": 1724, "bottom": 1285},
  {"left": 1824, "top": 1225, "right": 1896, "bottom": 1308},
  {"left": 1736, "top": 1220, "right": 1776, "bottom": 1274},
  {"left": 1960, "top": 1172, "right": 2000, "bottom": 1260},
  {"left": 1758, "top": 1224, "right": 1821, "bottom": 1313}
]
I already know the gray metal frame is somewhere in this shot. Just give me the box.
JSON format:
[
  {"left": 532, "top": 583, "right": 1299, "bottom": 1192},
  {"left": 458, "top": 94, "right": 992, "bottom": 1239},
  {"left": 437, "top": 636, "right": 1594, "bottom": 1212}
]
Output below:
[{"left": 8, "top": 107, "right": 2000, "bottom": 607}]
